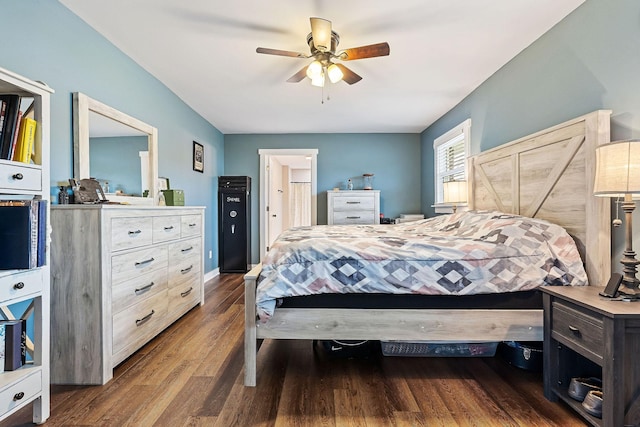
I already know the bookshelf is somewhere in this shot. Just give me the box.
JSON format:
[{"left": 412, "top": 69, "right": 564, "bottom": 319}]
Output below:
[{"left": 0, "top": 66, "right": 53, "bottom": 424}]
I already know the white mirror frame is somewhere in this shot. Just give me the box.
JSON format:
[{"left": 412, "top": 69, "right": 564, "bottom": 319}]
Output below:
[{"left": 73, "top": 92, "right": 159, "bottom": 205}]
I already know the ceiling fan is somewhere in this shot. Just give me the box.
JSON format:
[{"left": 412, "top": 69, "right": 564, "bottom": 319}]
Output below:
[{"left": 256, "top": 17, "right": 390, "bottom": 87}]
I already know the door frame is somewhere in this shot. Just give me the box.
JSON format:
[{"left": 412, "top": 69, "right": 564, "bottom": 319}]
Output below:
[{"left": 259, "top": 148, "right": 318, "bottom": 261}]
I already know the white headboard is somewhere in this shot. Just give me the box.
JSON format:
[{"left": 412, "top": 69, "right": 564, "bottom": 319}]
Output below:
[{"left": 468, "top": 110, "right": 612, "bottom": 287}]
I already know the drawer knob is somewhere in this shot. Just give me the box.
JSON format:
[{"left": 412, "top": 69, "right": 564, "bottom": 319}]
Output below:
[
  {"left": 135, "top": 257, "right": 155, "bottom": 266},
  {"left": 181, "top": 265, "right": 193, "bottom": 274},
  {"left": 181, "top": 246, "right": 194, "bottom": 253},
  {"left": 13, "top": 391, "right": 24, "bottom": 401},
  {"left": 347, "top": 216, "right": 361, "bottom": 219},
  {"left": 568, "top": 325, "right": 581, "bottom": 335},
  {"left": 13, "top": 282, "right": 25, "bottom": 290},
  {"left": 128, "top": 229, "right": 142, "bottom": 235},
  {"left": 181, "top": 287, "right": 193, "bottom": 298},
  {"left": 164, "top": 225, "right": 174, "bottom": 230},
  {"left": 12, "top": 173, "right": 23, "bottom": 180},
  {"left": 136, "top": 310, "right": 155, "bottom": 326},
  {"left": 188, "top": 223, "right": 197, "bottom": 227},
  {"left": 134, "top": 282, "right": 154, "bottom": 294},
  {"left": 346, "top": 201, "right": 361, "bottom": 204}
]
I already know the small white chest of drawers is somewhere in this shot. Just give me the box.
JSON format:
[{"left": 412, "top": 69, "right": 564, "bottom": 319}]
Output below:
[
  {"left": 327, "top": 190, "right": 380, "bottom": 225},
  {"left": 50, "top": 205, "right": 205, "bottom": 385}
]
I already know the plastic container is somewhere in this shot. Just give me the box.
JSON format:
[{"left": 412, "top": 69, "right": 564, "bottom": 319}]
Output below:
[{"left": 381, "top": 341, "right": 498, "bottom": 357}]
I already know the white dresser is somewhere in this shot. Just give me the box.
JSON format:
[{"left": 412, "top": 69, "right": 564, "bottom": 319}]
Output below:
[
  {"left": 327, "top": 190, "right": 380, "bottom": 225},
  {"left": 50, "top": 205, "right": 205, "bottom": 385}
]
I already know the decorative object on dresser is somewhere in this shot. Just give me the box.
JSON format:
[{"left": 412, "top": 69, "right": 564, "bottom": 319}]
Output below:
[
  {"left": 542, "top": 286, "right": 640, "bottom": 426},
  {"left": 593, "top": 139, "right": 640, "bottom": 295},
  {"left": 443, "top": 180, "right": 468, "bottom": 213},
  {"left": 50, "top": 206, "right": 205, "bottom": 385},
  {"left": 326, "top": 189, "right": 380, "bottom": 225},
  {"left": 362, "top": 173, "right": 374, "bottom": 190},
  {"left": 0, "top": 66, "right": 53, "bottom": 424}
]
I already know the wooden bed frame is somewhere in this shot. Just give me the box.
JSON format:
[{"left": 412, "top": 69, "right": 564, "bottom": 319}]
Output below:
[{"left": 244, "top": 110, "right": 612, "bottom": 386}]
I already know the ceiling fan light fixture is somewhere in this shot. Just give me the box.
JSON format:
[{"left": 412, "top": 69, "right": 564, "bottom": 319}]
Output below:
[
  {"left": 327, "top": 63, "right": 343, "bottom": 83},
  {"left": 311, "top": 74, "right": 325, "bottom": 87},
  {"left": 310, "top": 17, "right": 332, "bottom": 52},
  {"left": 306, "top": 60, "right": 323, "bottom": 79}
]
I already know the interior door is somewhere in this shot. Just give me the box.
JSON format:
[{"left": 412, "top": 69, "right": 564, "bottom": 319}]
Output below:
[
  {"left": 259, "top": 149, "right": 318, "bottom": 261},
  {"left": 268, "top": 157, "right": 284, "bottom": 246}
]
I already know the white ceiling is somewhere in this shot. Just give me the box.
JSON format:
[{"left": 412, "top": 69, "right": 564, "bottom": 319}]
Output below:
[{"left": 59, "top": 0, "right": 584, "bottom": 135}]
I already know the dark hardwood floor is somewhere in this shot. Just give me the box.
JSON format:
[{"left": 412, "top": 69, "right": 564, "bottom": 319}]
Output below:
[{"left": 3, "top": 273, "right": 586, "bottom": 426}]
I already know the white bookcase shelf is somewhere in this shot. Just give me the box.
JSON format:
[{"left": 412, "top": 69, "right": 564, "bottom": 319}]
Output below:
[{"left": 0, "top": 66, "right": 53, "bottom": 424}]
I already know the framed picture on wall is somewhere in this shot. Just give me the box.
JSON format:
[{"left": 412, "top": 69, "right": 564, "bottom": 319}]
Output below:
[{"left": 193, "top": 141, "right": 204, "bottom": 173}]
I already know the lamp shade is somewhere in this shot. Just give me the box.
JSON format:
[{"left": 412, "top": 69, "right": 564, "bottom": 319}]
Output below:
[
  {"left": 594, "top": 140, "right": 640, "bottom": 197},
  {"left": 443, "top": 180, "right": 468, "bottom": 204}
]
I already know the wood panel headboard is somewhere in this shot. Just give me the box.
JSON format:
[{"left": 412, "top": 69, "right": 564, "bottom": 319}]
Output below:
[{"left": 468, "top": 110, "right": 612, "bottom": 287}]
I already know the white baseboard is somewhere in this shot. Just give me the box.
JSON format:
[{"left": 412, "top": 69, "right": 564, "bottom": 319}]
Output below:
[{"left": 204, "top": 268, "right": 220, "bottom": 286}]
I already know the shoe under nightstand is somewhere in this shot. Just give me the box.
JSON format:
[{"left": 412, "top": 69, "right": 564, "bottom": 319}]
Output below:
[{"left": 541, "top": 285, "right": 640, "bottom": 426}]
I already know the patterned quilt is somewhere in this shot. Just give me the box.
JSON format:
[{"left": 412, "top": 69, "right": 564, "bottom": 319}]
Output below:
[{"left": 256, "top": 210, "right": 587, "bottom": 320}]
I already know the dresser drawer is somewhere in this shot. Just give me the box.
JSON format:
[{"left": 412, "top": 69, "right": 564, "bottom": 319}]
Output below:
[
  {"left": 168, "top": 281, "right": 200, "bottom": 315},
  {"left": 152, "top": 216, "right": 181, "bottom": 243},
  {"left": 551, "top": 301, "right": 604, "bottom": 357},
  {"left": 111, "top": 246, "right": 168, "bottom": 286},
  {"left": 181, "top": 214, "right": 202, "bottom": 238},
  {"left": 168, "top": 237, "right": 201, "bottom": 263},
  {"left": 168, "top": 257, "right": 201, "bottom": 289},
  {"left": 0, "top": 163, "right": 41, "bottom": 192},
  {"left": 0, "top": 370, "right": 41, "bottom": 417},
  {"left": 333, "top": 210, "right": 376, "bottom": 225},
  {"left": 112, "top": 290, "right": 168, "bottom": 355},
  {"left": 111, "top": 217, "right": 153, "bottom": 251},
  {"left": 332, "top": 196, "right": 375, "bottom": 211},
  {"left": 112, "top": 268, "right": 168, "bottom": 315},
  {"left": 0, "top": 269, "right": 43, "bottom": 304}
]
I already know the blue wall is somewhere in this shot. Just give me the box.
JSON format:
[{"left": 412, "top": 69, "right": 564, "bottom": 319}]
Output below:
[
  {"left": 420, "top": 0, "right": 639, "bottom": 275},
  {"left": 0, "top": 1, "right": 224, "bottom": 273},
  {"left": 224, "top": 133, "right": 421, "bottom": 263}
]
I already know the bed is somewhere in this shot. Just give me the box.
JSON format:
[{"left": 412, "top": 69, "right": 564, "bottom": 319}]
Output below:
[{"left": 244, "top": 110, "right": 612, "bottom": 386}]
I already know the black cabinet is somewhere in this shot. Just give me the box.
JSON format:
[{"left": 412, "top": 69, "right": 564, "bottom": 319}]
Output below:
[{"left": 218, "top": 176, "right": 251, "bottom": 273}]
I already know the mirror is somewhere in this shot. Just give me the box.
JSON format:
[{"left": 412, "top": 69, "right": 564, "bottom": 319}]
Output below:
[{"left": 73, "top": 92, "right": 158, "bottom": 205}]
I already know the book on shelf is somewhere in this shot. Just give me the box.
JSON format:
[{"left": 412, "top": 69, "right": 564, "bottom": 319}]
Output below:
[
  {"left": 0, "top": 199, "right": 46, "bottom": 270},
  {"left": 12, "top": 116, "right": 36, "bottom": 163},
  {"left": 0, "top": 323, "right": 5, "bottom": 373},
  {"left": 8, "top": 110, "right": 24, "bottom": 161},
  {"left": 0, "top": 319, "right": 26, "bottom": 371},
  {"left": 0, "top": 94, "right": 21, "bottom": 160},
  {"left": 0, "top": 100, "right": 6, "bottom": 146}
]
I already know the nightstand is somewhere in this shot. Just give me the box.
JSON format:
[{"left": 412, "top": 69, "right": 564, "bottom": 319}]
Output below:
[{"left": 541, "top": 286, "right": 640, "bottom": 426}]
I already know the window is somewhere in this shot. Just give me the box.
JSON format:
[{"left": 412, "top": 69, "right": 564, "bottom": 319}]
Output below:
[{"left": 433, "top": 119, "right": 471, "bottom": 205}]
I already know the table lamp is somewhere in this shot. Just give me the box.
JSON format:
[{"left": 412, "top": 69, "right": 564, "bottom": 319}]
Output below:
[
  {"left": 443, "top": 180, "right": 468, "bottom": 213},
  {"left": 593, "top": 140, "right": 640, "bottom": 293}
]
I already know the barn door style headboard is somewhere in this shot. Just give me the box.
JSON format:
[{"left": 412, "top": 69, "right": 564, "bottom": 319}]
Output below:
[{"left": 468, "top": 110, "right": 612, "bottom": 287}]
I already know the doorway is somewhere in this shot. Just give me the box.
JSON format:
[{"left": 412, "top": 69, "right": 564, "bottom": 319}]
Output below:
[{"left": 259, "top": 149, "right": 318, "bottom": 261}]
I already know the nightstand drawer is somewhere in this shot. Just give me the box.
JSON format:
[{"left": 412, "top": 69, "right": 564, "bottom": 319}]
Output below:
[{"left": 551, "top": 301, "right": 603, "bottom": 357}]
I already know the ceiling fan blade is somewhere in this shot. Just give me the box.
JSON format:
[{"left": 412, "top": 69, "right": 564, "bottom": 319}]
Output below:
[
  {"left": 310, "top": 17, "right": 332, "bottom": 52},
  {"left": 338, "top": 42, "right": 390, "bottom": 60},
  {"left": 287, "top": 66, "right": 309, "bottom": 83},
  {"left": 334, "top": 64, "right": 362, "bottom": 85},
  {"left": 256, "top": 47, "right": 308, "bottom": 58}
]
